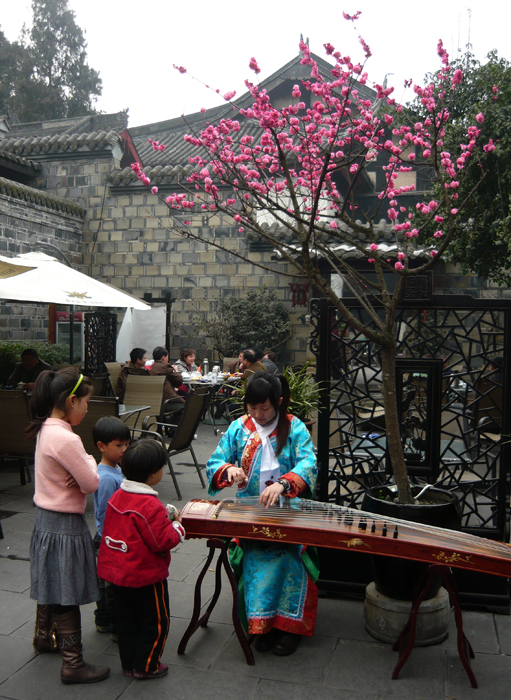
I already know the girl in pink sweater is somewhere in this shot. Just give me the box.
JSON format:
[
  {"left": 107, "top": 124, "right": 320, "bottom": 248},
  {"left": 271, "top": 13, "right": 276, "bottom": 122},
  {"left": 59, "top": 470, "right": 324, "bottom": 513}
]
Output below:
[{"left": 27, "top": 367, "right": 110, "bottom": 685}]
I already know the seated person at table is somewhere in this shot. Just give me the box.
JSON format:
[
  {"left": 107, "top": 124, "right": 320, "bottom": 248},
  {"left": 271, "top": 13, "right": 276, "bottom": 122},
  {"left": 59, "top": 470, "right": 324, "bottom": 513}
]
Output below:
[
  {"left": 6, "top": 348, "right": 52, "bottom": 390},
  {"left": 149, "top": 346, "right": 185, "bottom": 419},
  {"left": 207, "top": 371, "right": 318, "bottom": 656},
  {"left": 236, "top": 349, "right": 268, "bottom": 380},
  {"left": 116, "top": 348, "right": 149, "bottom": 402},
  {"left": 175, "top": 348, "right": 197, "bottom": 374},
  {"left": 261, "top": 349, "right": 278, "bottom": 374},
  {"left": 227, "top": 352, "right": 244, "bottom": 374}
]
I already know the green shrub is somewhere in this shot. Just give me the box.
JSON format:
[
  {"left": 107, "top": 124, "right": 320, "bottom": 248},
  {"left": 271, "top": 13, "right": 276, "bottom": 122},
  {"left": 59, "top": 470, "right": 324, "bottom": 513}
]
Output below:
[{"left": 0, "top": 341, "right": 71, "bottom": 385}]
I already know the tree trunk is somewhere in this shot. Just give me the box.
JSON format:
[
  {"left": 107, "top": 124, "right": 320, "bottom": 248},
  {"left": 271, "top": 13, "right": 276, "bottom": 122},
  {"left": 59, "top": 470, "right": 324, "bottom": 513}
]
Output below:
[{"left": 380, "top": 344, "right": 414, "bottom": 504}]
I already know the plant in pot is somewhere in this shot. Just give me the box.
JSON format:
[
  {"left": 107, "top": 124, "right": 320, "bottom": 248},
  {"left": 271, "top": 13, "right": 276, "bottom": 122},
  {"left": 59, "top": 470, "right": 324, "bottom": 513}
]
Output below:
[{"left": 227, "top": 362, "right": 321, "bottom": 429}]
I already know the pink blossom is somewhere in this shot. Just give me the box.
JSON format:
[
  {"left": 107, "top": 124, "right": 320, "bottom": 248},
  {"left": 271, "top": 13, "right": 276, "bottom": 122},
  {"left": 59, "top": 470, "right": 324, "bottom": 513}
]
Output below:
[
  {"left": 343, "top": 11, "right": 361, "bottom": 20},
  {"left": 451, "top": 208, "right": 458, "bottom": 215},
  {"left": 141, "top": 175, "right": 151, "bottom": 186},
  {"left": 329, "top": 221, "right": 338, "bottom": 229},
  {"left": 388, "top": 208, "right": 398, "bottom": 221},
  {"left": 451, "top": 69, "right": 463, "bottom": 86},
  {"left": 433, "top": 231, "right": 443, "bottom": 238},
  {"left": 249, "top": 57, "right": 261, "bottom": 74},
  {"left": 223, "top": 90, "right": 237, "bottom": 101},
  {"left": 483, "top": 139, "right": 496, "bottom": 153},
  {"left": 430, "top": 251, "right": 437, "bottom": 257},
  {"left": 476, "top": 112, "right": 484, "bottom": 124},
  {"left": 423, "top": 149, "right": 431, "bottom": 158},
  {"left": 397, "top": 252, "right": 405, "bottom": 261},
  {"left": 395, "top": 262, "right": 404, "bottom": 271},
  {"left": 173, "top": 65, "right": 187, "bottom": 74},
  {"left": 368, "top": 258, "right": 375, "bottom": 264},
  {"left": 370, "top": 243, "right": 379, "bottom": 252},
  {"left": 151, "top": 186, "right": 158, "bottom": 195}
]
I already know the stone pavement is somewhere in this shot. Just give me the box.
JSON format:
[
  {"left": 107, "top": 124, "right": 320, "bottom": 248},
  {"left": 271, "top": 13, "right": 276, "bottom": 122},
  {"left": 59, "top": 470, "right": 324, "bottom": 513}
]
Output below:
[{"left": 1, "top": 422, "right": 511, "bottom": 700}]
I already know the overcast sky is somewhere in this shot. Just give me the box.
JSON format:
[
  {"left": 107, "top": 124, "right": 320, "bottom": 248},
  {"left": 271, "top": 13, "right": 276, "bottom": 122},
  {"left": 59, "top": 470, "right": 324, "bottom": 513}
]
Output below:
[{"left": 0, "top": 1, "right": 508, "bottom": 128}]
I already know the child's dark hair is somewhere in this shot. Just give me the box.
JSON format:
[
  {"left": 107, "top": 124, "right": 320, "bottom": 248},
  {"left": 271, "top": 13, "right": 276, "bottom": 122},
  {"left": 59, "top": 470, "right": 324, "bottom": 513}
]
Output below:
[
  {"left": 121, "top": 440, "right": 167, "bottom": 482},
  {"left": 26, "top": 367, "right": 93, "bottom": 439},
  {"left": 244, "top": 371, "right": 291, "bottom": 454},
  {"left": 93, "top": 416, "right": 131, "bottom": 446}
]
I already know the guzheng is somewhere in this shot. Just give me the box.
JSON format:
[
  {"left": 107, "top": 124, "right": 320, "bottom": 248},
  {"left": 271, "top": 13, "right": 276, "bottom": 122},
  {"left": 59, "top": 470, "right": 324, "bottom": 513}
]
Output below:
[{"left": 181, "top": 497, "right": 511, "bottom": 578}]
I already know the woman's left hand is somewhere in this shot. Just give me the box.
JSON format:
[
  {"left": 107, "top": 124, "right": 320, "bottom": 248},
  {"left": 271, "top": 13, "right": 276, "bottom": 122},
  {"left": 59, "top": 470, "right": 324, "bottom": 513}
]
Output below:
[
  {"left": 259, "top": 481, "right": 285, "bottom": 508},
  {"left": 65, "top": 474, "right": 78, "bottom": 489}
]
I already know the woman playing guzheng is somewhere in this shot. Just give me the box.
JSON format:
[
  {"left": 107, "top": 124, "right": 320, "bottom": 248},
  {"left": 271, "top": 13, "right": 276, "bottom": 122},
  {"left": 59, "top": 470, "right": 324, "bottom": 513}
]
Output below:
[{"left": 206, "top": 371, "right": 318, "bottom": 656}]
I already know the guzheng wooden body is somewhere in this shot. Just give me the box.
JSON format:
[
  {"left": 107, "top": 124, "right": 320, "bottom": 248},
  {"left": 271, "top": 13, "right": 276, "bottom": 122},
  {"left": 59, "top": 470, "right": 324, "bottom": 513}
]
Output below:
[{"left": 181, "top": 498, "right": 511, "bottom": 579}]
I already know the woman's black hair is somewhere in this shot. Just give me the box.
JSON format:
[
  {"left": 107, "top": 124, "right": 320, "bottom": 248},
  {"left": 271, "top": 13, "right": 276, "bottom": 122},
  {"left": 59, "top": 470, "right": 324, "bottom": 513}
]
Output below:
[
  {"left": 244, "top": 371, "right": 291, "bottom": 454},
  {"left": 93, "top": 416, "right": 131, "bottom": 446},
  {"left": 26, "top": 367, "right": 93, "bottom": 439},
  {"left": 121, "top": 440, "right": 167, "bottom": 482}
]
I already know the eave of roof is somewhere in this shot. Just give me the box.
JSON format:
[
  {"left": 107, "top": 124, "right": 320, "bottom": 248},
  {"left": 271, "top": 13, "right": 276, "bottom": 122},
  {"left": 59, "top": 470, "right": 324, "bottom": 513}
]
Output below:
[
  {"left": 0, "top": 177, "right": 85, "bottom": 217},
  {"left": 0, "top": 150, "right": 42, "bottom": 176},
  {"left": 1, "top": 130, "right": 123, "bottom": 158}
]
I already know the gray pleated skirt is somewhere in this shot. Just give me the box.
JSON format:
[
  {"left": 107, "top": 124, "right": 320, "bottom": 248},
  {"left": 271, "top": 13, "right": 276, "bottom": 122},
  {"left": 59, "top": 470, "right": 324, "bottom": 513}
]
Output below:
[{"left": 30, "top": 507, "right": 100, "bottom": 606}]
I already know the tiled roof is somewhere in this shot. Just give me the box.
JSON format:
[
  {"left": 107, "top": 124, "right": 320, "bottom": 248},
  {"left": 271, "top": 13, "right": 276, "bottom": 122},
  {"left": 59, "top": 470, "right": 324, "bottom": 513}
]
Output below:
[
  {"left": 0, "top": 177, "right": 85, "bottom": 217},
  {"left": 0, "top": 150, "right": 42, "bottom": 174},
  {"left": 1, "top": 130, "right": 122, "bottom": 157},
  {"left": 126, "top": 52, "right": 378, "bottom": 171}
]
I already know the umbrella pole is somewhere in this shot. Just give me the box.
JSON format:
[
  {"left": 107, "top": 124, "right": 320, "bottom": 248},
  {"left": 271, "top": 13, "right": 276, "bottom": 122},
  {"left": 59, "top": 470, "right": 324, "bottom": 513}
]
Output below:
[{"left": 69, "top": 305, "right": 74, "bottom": 365}]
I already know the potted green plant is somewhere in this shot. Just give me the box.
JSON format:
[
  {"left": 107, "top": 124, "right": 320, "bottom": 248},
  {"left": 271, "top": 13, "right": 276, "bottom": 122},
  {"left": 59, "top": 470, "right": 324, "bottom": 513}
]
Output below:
[{"left": 227, "top": 362, "right": 321, "bottom": 428}]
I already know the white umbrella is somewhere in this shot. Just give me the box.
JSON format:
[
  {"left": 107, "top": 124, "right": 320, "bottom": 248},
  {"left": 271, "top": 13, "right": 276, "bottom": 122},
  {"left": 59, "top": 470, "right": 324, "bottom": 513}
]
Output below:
[{"left": 0, "top": 252, "right": 150, "bottom": 310}]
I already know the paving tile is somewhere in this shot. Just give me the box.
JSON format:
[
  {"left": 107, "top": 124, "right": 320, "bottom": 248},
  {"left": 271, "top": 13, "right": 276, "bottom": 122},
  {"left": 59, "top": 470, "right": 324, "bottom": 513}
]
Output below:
[
  {"left": 316, "top": 596, "right": 374, "bottom": 641},
  {"left": 161, "top": 615, "right": 235, "bottom": 669},
  {"left": 446, "top": 649, "right": 511, "bottom": 698},
  {"left": 0, "top": 557, "right": 31, "bottom": 594},
  {"left": 0, "top": 648, "right": 125, "bottom": 700},
  {"left": 495, "top": 614, "right": 511, "bottom": 655},
  {"left": 117, "top": 666, "right": 259, "bottom": 700},
  {"left": 324, "top": 638, "right": 445, "bottom": 699},
  {"left": 0, "top": 630, "right": 36, "bottom": 684},
  {"left": 0, "top": 591, "right": 34, "bottom": 635},
  {"left": 445, "top": 609, "right": 499, "bottom": 654},
  {"left": 254, "top": 678, "right": 379, "bottom": 700},
  {"left": 212, "top": 631, "right": 337, "bottom": 684}
]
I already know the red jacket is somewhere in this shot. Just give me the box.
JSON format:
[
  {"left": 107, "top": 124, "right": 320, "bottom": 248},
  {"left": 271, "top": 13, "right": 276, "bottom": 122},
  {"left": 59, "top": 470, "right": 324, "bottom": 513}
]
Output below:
[{"left": 97, "top": 481, "right": 185, "bottom": 588}]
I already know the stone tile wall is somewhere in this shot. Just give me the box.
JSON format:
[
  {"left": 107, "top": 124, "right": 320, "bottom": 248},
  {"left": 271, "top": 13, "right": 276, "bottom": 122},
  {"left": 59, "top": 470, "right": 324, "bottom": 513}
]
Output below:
[{"left": 0, "top": 193, "right": 84, "bottom": 342}]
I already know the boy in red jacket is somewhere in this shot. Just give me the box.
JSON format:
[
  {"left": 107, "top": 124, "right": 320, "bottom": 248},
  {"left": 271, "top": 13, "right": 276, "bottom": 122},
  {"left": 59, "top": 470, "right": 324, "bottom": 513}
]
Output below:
[{"left": 97, "top": 440, "right": 185, "bottom": 680}]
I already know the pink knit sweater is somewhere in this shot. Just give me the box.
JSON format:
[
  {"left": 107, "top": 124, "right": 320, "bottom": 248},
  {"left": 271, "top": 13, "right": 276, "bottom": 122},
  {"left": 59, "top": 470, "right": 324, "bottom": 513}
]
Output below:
[{"left": 34, "top": 418, "right": 100, "bottom": 514}]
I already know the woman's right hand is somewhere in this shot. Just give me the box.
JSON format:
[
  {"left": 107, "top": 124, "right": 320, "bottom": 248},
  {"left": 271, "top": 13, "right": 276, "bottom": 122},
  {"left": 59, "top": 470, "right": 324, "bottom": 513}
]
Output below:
[{"left": 225, "top": 466, "right": 248, "bottom": 486}]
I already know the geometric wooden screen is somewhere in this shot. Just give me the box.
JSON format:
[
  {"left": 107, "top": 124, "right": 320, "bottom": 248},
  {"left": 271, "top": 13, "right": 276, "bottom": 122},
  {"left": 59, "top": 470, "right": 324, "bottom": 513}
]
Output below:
[
  {"left": 84, "top": 311, "right": 117, "bottom": 376},
  {"left": 310, "top": 295, "right": 511, "bottom": 540}
]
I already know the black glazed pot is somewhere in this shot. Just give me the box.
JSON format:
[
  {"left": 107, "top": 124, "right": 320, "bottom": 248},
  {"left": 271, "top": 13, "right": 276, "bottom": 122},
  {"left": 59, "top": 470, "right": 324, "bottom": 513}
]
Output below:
[{"left": 361, "top": 485, "right": 462, "bottom": 601}]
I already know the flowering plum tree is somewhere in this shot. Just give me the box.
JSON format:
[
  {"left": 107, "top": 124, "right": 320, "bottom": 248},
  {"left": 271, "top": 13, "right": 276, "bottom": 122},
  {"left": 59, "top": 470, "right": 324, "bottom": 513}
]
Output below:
[{"left": 137, "top": 17, "right": 494, "bottom": 503}]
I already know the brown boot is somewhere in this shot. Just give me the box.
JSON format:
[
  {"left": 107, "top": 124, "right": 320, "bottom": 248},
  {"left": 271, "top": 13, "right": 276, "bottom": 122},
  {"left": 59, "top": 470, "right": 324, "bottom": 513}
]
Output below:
[
  {"left": 52, "top": 607, "right": 110, "bottom": 684},
  {"left": 33, "top": 604, "right": 58, "bottom": 654}
]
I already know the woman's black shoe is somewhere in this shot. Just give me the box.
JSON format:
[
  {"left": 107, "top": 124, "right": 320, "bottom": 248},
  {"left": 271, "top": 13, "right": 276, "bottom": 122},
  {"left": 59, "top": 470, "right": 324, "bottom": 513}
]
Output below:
[
  {"left": 255, "top": 629, "right": 277, "bottom": 652},
  {"left": 272, "top": 632, "right": 302, "bottom": 656}
]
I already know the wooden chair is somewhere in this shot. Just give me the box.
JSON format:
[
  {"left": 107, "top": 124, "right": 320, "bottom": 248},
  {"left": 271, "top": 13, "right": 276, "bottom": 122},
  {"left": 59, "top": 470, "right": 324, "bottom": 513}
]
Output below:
[
  {"left": 123, "top": 374, "right": 166, "bottom": 431},
  {"left": 0, "top": 389, "right": 33, "bottom": 485},
  {"left": 223, "top": 357, "right": 238, "bottom": 372},
  {"left": 133, "top": 389, "right": 209, "bottom": 500},
  {"left": 72, "top": 396, "right": 120, "bottom": 462},
  {"left": 104, "top": 362, "right": 123, "bottom": 396}
]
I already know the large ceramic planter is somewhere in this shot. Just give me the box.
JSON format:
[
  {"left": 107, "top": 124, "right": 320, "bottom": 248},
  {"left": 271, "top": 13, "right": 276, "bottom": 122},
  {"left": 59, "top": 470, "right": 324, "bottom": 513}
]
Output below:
[
  {"left": 362, "top": 485, "right": 461, "bottom": 600},
  {"left": 362, "top": 485, "right": 461, "bottom": 645}
]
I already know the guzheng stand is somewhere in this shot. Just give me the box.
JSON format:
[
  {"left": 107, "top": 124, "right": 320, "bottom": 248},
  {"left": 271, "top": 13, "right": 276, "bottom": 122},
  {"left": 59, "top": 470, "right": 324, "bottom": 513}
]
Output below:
[
  {"left": 177, "top": 538, "right": 255, "bottom": 666},
  {"left": 392, "top": 564, "right": 477, "bottom": 688}
]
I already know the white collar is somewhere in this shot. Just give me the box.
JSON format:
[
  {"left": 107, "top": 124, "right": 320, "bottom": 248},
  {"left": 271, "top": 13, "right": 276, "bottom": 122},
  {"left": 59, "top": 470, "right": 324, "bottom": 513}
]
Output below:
[{"left": 121, "top": 479, "right": 159, "bottom": 496}]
